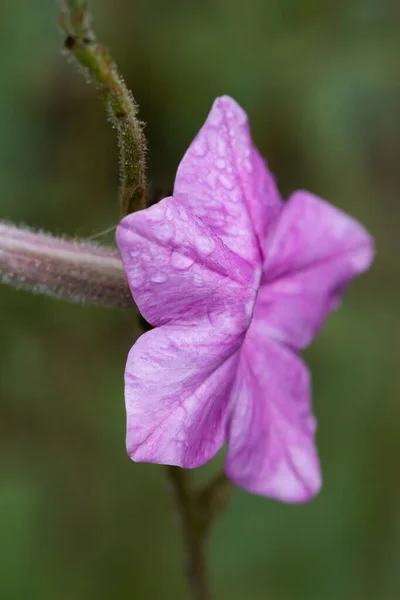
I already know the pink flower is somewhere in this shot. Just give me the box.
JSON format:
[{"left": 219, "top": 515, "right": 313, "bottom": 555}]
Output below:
[{"left": 116, "top": 96, "right": 374, "bottom": 503}]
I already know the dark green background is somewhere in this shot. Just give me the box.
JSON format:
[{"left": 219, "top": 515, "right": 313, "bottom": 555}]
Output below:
[{"left": 1, "top": 1, "right": 399, "bottom": 598}]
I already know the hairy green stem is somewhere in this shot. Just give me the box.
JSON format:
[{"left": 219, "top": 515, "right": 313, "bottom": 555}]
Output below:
[{"left": 59, "top": 0, "right": 147, "bottom": 215}]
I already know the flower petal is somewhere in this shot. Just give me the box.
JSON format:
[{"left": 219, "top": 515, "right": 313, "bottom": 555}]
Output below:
[
  {"left": 174, "top": 96, "right": 282, "bottom": 266},
  {"left": 255, "top": 191, "right": 374, "bottom": 350},
  {"left": 125, "top": 323, "right": 242, "bottom": 468},
  {"left": 116, "top": 196, "right": 257, "bottom": 327},
  {"left": 117, "top": 196, "right": 257, "bottom": 468},
  {"left": 225, "top": 324, "right": 321, "bottom": 502}
]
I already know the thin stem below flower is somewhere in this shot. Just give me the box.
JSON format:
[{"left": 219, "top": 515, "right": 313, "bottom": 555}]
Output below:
[
  {"left": 167, "top": 467, "right": 211, "bottom": 600},
  {"left": 59, "top": 0, "right": 147, "bottom": 216},
  {"left": 167, "top": 467, "right": 232, "bottom": 600}
]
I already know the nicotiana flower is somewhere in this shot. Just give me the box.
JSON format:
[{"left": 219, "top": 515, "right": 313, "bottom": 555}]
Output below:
[{"left": 116, "top": 96, "right": 374, "bottom": 503}]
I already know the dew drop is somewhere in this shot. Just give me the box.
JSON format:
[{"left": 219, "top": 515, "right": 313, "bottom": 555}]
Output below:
[
  {"left": 243, "top": 158, "right": 252, "bottom": 173},
  {"left": 207, "top": 309, "right": 238, "bottom": 334},
  {"left": 191, "top": 136, "right": 207, "bottom": 157},
  {"left": 165, "top": 205, "right": 174, "bottom": 221},
  {"left": 208, "top": 106, "right": 223, "bottom": 127},
  {"left": 129, "top": 268, "right": 145, "bottom": 287},
  {"left": 194, "top": 236, "right": 216, "bottom": 256},
  {"left": 218, "top": 173, "right": 234, "bottom": 190},
  {"left": 151, "top": 272, "right": 167, "bottom": 283},
  {"left": 170, "top": 250, "right": 195, "bottom": 270},
  {"left": 155, "top": 222, "right": 174, "bottom": 241},
  {"left": 217, "top": 137, "right": 227, "bottom": 157}
]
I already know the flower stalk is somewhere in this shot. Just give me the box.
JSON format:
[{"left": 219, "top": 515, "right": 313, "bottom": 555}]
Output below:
[
  {"left": 0, "top": 222, "right": 132, "bottom": 308},
  {"left": 167, "top": 467, "right": 231, "bottom": 600},
  {"left": 59, "top": 0, "right": 147, "bottom": 216}
]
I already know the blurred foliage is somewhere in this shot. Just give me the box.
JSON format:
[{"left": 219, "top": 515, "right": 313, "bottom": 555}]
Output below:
[{"left": 0, "top": 1, "right": 399, "bottom": 598}]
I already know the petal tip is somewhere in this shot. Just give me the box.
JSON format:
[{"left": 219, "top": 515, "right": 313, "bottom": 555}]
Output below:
[
  {"left": 225, "top": 446, "right": 322, "bottom": 504},
  {"left": 351, "top": 237, "right": 375, "bottom": 274},
  {"left": 212, "top": 95, "right": 248, "bottom": 123}
]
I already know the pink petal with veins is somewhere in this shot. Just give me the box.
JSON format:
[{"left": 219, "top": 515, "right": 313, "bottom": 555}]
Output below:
[
  {"left": 226, "top": 323, "right": 321, "bottom": 502},
  {"left": 125, "top": 324, "right": 242, "bottom": 468},
  {"left": 255, "top": 191, "right": 374, "bottom": 350},
  {"left": 174, "top": 96, "right": 282, "bottom": 266},
  {"left": 116, "top": 195, "right": 258, "bottom": 468},
  {"left": 116, "top": 197, "right": 258, "bottom": 328}
]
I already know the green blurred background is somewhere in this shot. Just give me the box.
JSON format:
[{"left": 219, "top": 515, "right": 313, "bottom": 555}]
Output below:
[{"left": 0, "top": 1, "right": 399, "bottom": 598}]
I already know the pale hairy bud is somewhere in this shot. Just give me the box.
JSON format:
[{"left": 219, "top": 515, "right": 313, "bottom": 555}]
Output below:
[{"left": 0, "top": 222, "right": 133, "bottom": 309}]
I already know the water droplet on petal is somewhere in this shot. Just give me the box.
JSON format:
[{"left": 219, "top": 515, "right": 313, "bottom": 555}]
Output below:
[
  {"left": 217, "top": 137, "right": 227, "bottom": 157},
  {"left": 191, "top": 136, "right": 207, "bottom": 157},
  {"left": 218, "top": 173, "right": 234, "bottom": 190},
  {"left": 129, "top": 267, "right": 145, "bottom": 287},
  {"left": 155, "top": 222, "right": 174, "bottom": 241},
  {"left": 165, "top": 205, "right": 174, "bottom": 221},
  {"left": 151, "top": 272, "right": 167, "bottom": 283},
  {"left": 243, "top": 158, "right": 252, "bottom": 173},
  {"left": 207, "top": 309, "right": 239, "bottom": 335},
  {"left": 170, "top": 250, "right": 195, "bottom": 270},
  {"left": 194, "top": 236, "right": 216, "bottom": 256}
]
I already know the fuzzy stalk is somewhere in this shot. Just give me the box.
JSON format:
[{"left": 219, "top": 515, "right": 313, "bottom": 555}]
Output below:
[
  {"left": 0, "top": 222, "right": 133, "bottom": 309},
  {"left": 59, "top": 0, "right": 147, "bottom": 216}
]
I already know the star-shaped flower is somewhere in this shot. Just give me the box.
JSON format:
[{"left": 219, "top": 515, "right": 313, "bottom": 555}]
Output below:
[{"left": 116, "top": 96, "right": 374, "bottom": 503}]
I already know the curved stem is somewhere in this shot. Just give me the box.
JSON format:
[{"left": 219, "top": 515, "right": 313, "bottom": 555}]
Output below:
[{"left": 59, "top": 0, "right": 147, "bottom": 215}]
